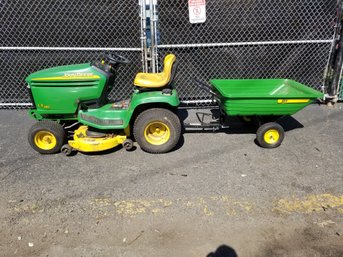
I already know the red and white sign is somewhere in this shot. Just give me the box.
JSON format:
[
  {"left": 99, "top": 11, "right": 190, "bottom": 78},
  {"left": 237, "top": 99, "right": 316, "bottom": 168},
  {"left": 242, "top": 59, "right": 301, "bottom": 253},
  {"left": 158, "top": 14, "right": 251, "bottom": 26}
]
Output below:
[{"left": 189, "top": 0, "right": 206, "bottom": 24}]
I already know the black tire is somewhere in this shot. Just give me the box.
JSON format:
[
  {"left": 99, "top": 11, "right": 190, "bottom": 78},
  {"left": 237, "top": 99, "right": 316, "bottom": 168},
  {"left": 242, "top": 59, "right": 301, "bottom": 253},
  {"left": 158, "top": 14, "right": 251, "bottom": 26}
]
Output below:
[
  {"left": 123, "top": 139, "right": 134, "bottom": 151},
  {"left": 28, "top": 120, "right": 66, "bottom": 154},
  {"left": 256, "top": 122, "right": 285, "bottom": 149},
  {"left": 61, "top": 144, "right": 73, "bottom": 156},
  {"left": 133, "top": 108, "right": 181, "bottom": 153}
]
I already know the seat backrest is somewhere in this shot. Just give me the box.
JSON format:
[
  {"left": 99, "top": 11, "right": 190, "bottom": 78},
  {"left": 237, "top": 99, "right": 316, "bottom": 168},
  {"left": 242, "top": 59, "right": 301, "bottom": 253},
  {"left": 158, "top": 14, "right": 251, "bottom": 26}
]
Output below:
[
  {"left": 162, "top": 54, "right": 176, "bottom": 85},
  {"left": 167, "top": 60, "right": 178, "bottom": 88}
]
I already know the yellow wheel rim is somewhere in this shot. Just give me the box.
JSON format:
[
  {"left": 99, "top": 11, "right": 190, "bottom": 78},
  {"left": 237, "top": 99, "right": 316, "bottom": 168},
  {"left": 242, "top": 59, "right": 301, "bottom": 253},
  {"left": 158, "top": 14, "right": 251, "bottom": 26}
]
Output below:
[
  {"left": 34, "top": 131, "right": 57, "bottom": 150},
  {"left": 264, "top": 129, "right": 280, "bottom": 144},
  {"left": 144, "top": 121, "right": 171, "bottom": 145}
]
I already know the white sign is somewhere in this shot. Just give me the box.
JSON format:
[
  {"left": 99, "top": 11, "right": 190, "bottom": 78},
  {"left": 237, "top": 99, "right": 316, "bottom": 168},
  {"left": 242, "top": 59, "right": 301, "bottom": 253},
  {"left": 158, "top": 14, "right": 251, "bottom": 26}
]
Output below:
[{"left": 189, "top": 0, "right": 206, "bottom": 24}]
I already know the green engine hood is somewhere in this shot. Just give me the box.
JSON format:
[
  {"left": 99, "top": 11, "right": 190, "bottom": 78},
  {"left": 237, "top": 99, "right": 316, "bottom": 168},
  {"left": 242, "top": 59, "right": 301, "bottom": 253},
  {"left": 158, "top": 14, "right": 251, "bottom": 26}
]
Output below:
[
  {"left": 26, "top": 63, "right": 108, "bottom": 115},
  {"left": 25, "top": 63, "right": 102, "bottom": 84}
]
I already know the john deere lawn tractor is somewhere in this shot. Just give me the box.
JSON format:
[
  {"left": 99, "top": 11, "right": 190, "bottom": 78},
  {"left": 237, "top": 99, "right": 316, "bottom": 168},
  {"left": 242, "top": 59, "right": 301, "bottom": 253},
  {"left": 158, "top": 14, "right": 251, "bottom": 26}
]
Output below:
[
  {"left": 26, "top": 52, "right": 324, "bottom": 155},
  {"left": 26, "top": 53, "right": 181, "bottom": 155}
]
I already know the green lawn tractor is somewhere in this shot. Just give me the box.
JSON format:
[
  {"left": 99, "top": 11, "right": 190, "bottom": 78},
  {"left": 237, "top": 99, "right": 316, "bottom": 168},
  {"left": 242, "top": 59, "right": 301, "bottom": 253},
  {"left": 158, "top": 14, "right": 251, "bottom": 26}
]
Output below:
[
  {"left": 26, "top": 53, "right": 324, "bottom": 155},
  {"left": 26, "top": 53, "right": 181, "bottom": 155}
]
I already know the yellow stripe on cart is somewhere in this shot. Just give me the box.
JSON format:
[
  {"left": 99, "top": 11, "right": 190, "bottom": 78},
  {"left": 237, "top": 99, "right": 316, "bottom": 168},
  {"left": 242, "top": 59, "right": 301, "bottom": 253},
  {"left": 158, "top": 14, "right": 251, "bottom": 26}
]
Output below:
[{"left": 277, "top": 99, "right": 310, "bottom": 104}]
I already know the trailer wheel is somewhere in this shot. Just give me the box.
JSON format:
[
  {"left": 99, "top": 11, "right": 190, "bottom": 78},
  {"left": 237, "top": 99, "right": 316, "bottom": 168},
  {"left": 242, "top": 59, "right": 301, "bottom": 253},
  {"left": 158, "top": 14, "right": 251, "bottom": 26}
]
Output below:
[
  {"left": 256, "top": 122, "right": 284, "bottom": 149},
  {"left": 134, "top": 108, "right": 181, "bottom": 153},
  {"left": 28, "top": 121, "right": 66, "bottom": 154}
]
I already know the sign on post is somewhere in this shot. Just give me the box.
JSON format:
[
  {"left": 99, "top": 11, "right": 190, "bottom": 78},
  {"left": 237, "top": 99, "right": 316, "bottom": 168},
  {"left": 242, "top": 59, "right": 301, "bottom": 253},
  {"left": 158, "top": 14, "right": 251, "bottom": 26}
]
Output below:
[{"left": 188, "top": 0, "right": 206, "bottom": 24}]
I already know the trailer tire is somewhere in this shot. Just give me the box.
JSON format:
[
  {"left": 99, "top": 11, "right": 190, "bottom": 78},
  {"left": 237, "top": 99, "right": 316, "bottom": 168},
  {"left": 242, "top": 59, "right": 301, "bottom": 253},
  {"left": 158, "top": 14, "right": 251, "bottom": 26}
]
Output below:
[
  {"left": 256, "top": 122, "right": 284, "bottom": 149},
  {"left": 28, "top": 121, "right": 66, "bottom": 154},
  {"left": 134, "top": 108, "right": 181, "bottom": 154}
]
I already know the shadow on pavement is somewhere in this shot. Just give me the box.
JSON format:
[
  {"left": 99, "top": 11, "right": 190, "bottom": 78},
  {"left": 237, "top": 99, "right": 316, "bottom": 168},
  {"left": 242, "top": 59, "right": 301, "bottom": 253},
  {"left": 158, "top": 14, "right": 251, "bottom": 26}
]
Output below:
[
  {"left": 180, "top": 107, "right": 304, "bottom": 135},
  {"left": 207, "top": 245, "right": 238, "bottom": 257},
  {"left": 278, "top": 115, "right": 304, "bottom": 132}
]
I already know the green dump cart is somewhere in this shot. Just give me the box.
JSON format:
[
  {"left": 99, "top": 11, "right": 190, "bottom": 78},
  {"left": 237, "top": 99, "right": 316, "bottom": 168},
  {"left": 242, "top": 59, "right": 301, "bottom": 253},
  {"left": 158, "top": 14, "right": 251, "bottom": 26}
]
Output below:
[{"left": 190, "top": 79, "right": 324, "bottom": 148}]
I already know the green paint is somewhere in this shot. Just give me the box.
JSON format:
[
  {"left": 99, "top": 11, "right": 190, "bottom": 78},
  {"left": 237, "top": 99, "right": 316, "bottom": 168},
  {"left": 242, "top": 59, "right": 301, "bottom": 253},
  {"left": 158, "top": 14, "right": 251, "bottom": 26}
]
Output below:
[
  {"left": 26, "top": 63, "right": 180, "bottom": 130},
  {"left": 210, "top": 79, "right": 323, "bottom": 116},
  {"left": 222, "top": 98, "right": 313, "bottom": 116},
  {"left": 78, "top": 90, "right": 180, "bottom": 129},
  {"left": 26, "top": 63, "right": 106, "bottom": 115}
]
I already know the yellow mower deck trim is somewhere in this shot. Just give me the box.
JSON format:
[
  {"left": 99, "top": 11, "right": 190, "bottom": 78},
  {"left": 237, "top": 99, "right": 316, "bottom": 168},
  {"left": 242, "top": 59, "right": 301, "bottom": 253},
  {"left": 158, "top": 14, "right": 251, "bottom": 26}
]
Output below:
[{"left": 68, "top": 126, "right": 126, "bottom": 152}]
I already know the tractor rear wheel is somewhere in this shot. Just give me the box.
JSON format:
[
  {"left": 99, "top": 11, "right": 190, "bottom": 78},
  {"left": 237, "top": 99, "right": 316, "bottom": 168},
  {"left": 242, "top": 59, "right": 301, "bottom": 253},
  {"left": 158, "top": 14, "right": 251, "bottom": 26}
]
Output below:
[
  {"left": 133, "top": 108, "right": 181, "bottom": 154},
  {"left": 28, "top": 121, "right": 66, "bottom": 154}
]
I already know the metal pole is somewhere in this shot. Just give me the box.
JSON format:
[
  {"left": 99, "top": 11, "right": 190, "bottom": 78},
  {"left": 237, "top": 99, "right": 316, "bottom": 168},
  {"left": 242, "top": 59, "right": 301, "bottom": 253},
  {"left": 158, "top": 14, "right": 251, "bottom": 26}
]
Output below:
[
  {"left": 324, "top": 0, "right": 343, "bottom": 99},
  {"left": 152, "top": 0, "right": 159, "bottom": 71},
  {"left": 332, "top": 38, "right": 343, "bottom": 97},
  {"left": 331, "top": 0, "right": 343, "bottom": 98},
  {"left": 139, "top": 0, "right": 148, "bottom": 72},
  {"left": 149, "top": 0, "right": 156, "bottom": 72}
]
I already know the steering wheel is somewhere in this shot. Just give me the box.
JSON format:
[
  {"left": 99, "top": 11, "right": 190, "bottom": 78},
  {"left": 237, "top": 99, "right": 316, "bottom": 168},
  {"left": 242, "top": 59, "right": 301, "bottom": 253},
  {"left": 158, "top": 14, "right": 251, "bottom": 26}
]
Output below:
[{"left": 105, "top": 53, "right": 131, "bottom": 65}]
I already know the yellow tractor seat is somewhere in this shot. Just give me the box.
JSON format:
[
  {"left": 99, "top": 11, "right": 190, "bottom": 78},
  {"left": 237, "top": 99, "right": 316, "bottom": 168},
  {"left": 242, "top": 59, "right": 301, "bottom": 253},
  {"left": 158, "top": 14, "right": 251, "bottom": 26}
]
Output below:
[{"left": 134, "top": 54, "right": 177, "bottom": 89}]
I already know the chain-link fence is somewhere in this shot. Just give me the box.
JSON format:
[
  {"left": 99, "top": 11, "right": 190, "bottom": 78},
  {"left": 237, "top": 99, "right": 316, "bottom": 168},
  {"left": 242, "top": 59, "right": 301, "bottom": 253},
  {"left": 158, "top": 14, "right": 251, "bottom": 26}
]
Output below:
[
  {"left": 158, "top": 43, "right": 331, "bottom": 101},
  {"left": 1, "top": 0, "right": 340, "bottom": 108},
  {"left": 157, "top": 0, "right": 338, "bottom": 102},
  {"left": 0, "top": 0, "right": 142, "bottom": 109}
]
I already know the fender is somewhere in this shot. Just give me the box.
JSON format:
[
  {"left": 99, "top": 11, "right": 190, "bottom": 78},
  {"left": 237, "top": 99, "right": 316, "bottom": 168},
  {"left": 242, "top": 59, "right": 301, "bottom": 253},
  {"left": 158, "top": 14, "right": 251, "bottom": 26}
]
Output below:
[
  {"left": 129, "top": 89, "right": 180, "bottom": 111},
  {"left": 78, "top": 89, "right": 180, "bottom": 130}
]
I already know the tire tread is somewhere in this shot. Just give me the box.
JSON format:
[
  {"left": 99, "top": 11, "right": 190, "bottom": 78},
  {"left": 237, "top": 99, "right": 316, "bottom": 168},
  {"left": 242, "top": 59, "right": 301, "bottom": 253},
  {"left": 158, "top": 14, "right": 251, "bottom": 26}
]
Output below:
[
  {"left": 28, "top": 120, "right": 66, "bottom": 154},
  {"left": 133, "top": 108, "right": 181, "bottom": 154}
]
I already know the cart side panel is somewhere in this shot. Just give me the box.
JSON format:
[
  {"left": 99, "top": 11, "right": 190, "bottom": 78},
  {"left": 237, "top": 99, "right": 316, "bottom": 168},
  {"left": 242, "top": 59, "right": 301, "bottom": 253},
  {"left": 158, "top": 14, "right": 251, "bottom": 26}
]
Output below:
[
  {"left": 222, "top": 98, "right": 313, "bottom": 116},
  {"left": 211, "top": 79, "right": 324, "bottom": 99}
]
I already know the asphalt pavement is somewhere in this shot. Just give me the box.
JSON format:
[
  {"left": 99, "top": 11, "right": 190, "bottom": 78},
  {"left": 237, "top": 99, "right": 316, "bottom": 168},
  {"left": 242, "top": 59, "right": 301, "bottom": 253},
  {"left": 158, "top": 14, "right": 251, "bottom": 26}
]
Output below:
[{"left": 0, "top": 104, "right": 343, "bottom": 257}]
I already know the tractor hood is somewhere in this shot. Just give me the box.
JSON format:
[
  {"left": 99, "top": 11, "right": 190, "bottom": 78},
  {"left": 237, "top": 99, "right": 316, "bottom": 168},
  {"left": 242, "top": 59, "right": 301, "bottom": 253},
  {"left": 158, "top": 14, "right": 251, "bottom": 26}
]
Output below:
[
  {"left": 26, "top": 63, "right": 102, "bottom": 85},
  {"left": 26, "top": 63, "right": 108, "bottom": 115}
]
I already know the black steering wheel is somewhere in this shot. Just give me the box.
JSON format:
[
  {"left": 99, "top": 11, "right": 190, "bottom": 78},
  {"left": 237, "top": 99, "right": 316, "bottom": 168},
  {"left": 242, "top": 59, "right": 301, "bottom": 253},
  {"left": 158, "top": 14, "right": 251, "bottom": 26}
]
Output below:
[{"left": 105, "top": 53, "right": 131, "bottom": 65}]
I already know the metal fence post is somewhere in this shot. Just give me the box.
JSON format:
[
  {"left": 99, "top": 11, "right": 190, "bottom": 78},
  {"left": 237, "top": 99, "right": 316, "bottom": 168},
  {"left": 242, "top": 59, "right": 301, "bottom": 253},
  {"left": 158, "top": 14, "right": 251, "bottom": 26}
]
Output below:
[
  {"left": 140, "top": 0, "right": 149, "bottom": 73},
  {"left": 330, "top": 0, "right": 343, "bottom": 101}
]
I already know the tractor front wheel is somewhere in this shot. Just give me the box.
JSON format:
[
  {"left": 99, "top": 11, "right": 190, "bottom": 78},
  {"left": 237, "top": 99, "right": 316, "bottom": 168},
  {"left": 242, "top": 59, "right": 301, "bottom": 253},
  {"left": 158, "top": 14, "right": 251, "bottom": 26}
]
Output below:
[
  {"left": 133, "top": 108, "right": 181, "bottom": 154},
  {"left": 28, "top": 121, "right": 66, "bottom": 154}
]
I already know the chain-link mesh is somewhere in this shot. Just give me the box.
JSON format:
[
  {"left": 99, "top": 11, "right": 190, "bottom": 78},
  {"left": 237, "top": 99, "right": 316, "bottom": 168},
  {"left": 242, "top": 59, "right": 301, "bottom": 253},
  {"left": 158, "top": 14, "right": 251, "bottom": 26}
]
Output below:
[
  {"left": 0, "top": 50, "right": 142, "bottom": 106},
  {"left": 0, "top": 0, "right": 140, "bottom": 48},
  {"left": 159, "top": 43, "right": 331, "bottom": 100},
  {"left": 1, "top": 0, "right": 339, "bottom": 108},
  {"left": 0, "top": 0, "right": 141, "bottom": 109},
  {"left": 158, "top": 0, "right": 336, "bottom": 44},
  {"left": 157, "top": 0, "right": 337, "bottom": 102}
]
